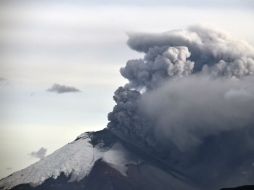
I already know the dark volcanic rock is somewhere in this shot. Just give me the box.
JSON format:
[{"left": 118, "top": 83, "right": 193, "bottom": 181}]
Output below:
[
  {"left": 8, "top": 159, "right": 195, "bottom": 190},
  {"left": 221, "top": 185, "right": 254, "bottom": 190}
]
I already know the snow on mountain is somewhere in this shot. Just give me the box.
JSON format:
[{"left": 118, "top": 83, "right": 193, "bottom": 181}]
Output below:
[
  {"left": 3, "top": 128, "right": 249, "bottom": 190},
  {"left": 0, "top": 132, "right": 137, "bottom": 190}
]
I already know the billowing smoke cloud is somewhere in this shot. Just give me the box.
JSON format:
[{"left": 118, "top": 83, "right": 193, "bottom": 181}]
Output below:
[
  {"left": 29, "top": 147, "right": 47, "bottom": 160},
  {"left": 107, "top": 25, "right": 254, "bottom": 187},
  {"left": 109, "top": 25, "right": 254, "bottom": 145},
  {"left": 125, "top": 25, "right": 254, "bottom": 86},
  {"left": 47, "top": 83, "right": 81, "bottom": 94},
  {"left": 140, "top": 75, "right": 254, "bottom": 150},
  {"left": 121, "top": 46, "right": 194, "bottom": 89}
]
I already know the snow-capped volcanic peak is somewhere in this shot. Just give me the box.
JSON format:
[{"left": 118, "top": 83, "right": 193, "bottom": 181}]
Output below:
[{"left": 0, "top": 132, "right": 135, "bottom": 190}]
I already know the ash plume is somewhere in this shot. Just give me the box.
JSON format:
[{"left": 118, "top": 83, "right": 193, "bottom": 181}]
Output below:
[
  {"left": 140, "top": 75, "right": 254, "bottom": 150},
  {"left": 107, "top": 25, "right": 254, "bottom": 186}
]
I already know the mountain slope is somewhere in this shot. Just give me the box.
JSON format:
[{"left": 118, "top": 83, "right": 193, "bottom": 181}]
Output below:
[{"left": 0, "top": 129, "right": 197, "bottom": 190}]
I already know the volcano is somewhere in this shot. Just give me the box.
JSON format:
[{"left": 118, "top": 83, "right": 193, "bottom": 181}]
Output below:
[
  {"left": 0, "top": 129, "right": 254, "bottom": 190},
  {"left": 1, "top": 25, "right": 254, "bottom": 190},
  {"left": 0, "top": 129, "right": 198, "bottom": 190}
]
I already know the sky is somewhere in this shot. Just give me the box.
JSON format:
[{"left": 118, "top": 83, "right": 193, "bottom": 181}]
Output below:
[{"left": 0, "top": 0, "right": 254, "bottom": 179}]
